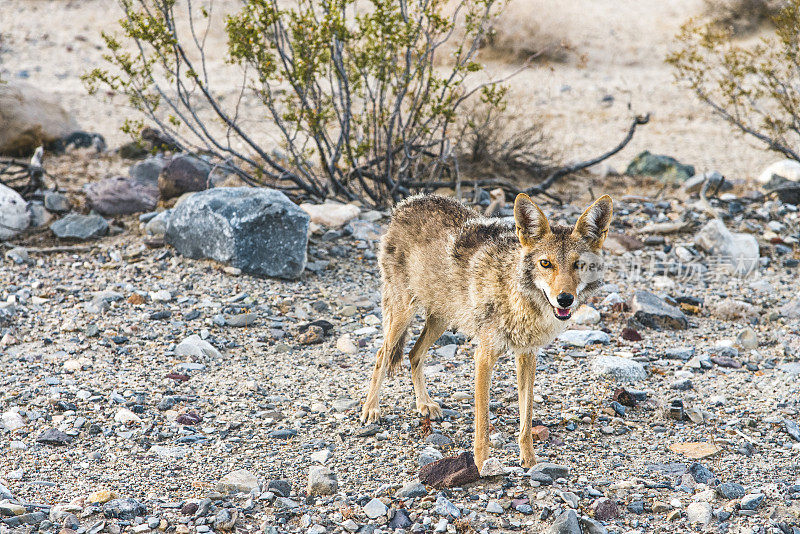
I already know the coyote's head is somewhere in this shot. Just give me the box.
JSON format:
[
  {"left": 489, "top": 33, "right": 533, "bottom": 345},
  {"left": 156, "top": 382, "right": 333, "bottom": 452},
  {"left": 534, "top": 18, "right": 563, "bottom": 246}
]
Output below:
[{"left": 513, "top": 193, "right": 613, "bottom": 321}]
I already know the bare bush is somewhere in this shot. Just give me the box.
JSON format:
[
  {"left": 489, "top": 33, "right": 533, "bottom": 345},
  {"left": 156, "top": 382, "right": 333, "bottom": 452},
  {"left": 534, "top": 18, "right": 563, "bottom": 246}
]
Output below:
[
  {"left": 668, "top": 0, "right": 800, "bottom": 162},
  {"left": 456, "top": 104, "right": 558, "bottom": 184},
  {"left": 703, "top": 0, "right": 785, "bottom": 34}
]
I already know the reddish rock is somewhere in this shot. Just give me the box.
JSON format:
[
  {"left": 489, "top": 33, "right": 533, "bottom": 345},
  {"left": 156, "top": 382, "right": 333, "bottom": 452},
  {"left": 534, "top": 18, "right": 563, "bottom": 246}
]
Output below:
[
  {"left": 159, "top": 154, "right": 211, "bottom": 200},
  {"left": 418, "top": 451, "right": 480, "bottom": 488},
  {"left": 532, "top": 425, "right": 550, "bottom": 441},
  {"left": 84, "top": 176, "right": 158, "bottom": 215},
  {"left": 613, "top": 387, "right": 637, "bottom": 408},
  {"left": 592, "top": 497, "right": 620, "bottom": 520},
  {"left": 176, "top": 411, "right": 202, "bottom": 425},
  {"left": 621, "top": 327, "right": 642, "bottom": 341}
]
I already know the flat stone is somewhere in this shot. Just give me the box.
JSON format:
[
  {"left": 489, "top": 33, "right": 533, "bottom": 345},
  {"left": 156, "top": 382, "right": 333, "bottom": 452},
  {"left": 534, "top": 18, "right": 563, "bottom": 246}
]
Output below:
[
  {"left": 419, "top": 451, "right": 480, "bottom": 489},
  {"left": 419, "top": 446, "right": 443, "bottom": 467},
  {"left": 396, "top": 481, "right": 427, "bottom": 500},
  {"left": 362, "top": 498, "right": 387, "bottom": 519},
  {"left": 530, "top": 462, "right": 569, "bottom": 480},
  {"left": 630, "top": 290, "right": 688, "bottom": 330},
  {"left": 50, "top": 213, "right": 108, "bottom": 240},
  {"left": 717, "top": 482, "right": 745, "bottom": 500},
  {"left": 103, "top": 498, "right": 146, "bottom": 520},
  {"left": 558, "top": 330, "right": 610, "bottom": 347},
  {"left": 216, "top": 469, "right": 260, "bottom": 494},
  {"left": 36, "top": 428, "right": 72, "bottom": 445},
  {"left": 590, "top": 356, "right": 647, "bottom": 383}
]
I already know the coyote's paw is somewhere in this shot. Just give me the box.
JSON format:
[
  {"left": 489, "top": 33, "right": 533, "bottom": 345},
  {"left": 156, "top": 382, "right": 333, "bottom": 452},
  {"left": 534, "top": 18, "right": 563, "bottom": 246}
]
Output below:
[
  {"left": 417, "top": 400, "right": 442, "bottom": 421},
  {"left": 519, "top": 449, "right": 537, "bottom": 469},
  {"left": 360, "top": 404, "right": 381, "bottom": 424}
]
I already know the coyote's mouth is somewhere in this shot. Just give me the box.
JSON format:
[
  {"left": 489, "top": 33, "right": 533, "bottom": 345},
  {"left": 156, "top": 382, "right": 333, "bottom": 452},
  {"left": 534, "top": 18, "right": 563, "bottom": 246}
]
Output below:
[
  {"left": 553, "top": 307, "right": 572, "bottom": 321},
  {"left": 540, "top": 288, "right": 572, "bottom": 321}
]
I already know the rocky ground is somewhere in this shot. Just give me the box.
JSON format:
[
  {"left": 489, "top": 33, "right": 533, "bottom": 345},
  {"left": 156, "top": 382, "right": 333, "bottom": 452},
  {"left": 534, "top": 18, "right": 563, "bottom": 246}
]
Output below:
[{"left": 1, "top": 162, "right": 800, "bottom": 534}]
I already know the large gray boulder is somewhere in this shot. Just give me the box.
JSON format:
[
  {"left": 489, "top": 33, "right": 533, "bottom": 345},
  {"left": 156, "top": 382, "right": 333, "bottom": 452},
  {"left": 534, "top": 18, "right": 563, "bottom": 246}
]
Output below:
[
  {"left": 165, "top": 187, "right": 308, "bottom": 279},
  {"left": 0, "top": 82, "right": 80, "bottom": 157}
]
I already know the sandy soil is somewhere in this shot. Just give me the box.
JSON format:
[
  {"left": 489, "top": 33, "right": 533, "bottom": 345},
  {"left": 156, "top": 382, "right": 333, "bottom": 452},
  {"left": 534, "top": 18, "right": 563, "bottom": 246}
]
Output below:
[{"left": 0, "top": 0, "right": 777, "bottom": 188}]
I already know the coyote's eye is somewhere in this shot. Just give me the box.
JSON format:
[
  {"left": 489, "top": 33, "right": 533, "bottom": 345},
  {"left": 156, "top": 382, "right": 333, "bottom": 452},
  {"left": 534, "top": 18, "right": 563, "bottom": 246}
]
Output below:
[
  {"left": 574, "top": 260, "right": 585, "bottom": 270},
  {"left": 539, "top": 259, "right": 552, "bottom": 268}
]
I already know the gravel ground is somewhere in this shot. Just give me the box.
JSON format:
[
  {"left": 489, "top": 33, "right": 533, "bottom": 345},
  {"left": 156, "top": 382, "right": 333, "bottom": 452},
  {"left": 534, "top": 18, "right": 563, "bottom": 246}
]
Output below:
[{"left": 1, "top": 182, "right": 800, "bottom": 534}]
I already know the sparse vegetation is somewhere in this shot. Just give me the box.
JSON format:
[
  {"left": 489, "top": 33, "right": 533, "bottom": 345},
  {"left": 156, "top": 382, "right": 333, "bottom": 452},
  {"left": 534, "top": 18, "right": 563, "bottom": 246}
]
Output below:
[
  {"left": 83, "top": 0, "right": 520, "bottom": 207},
  {"left": 669, "top": 0, "right": 800, "bottom": 162},
  {"left": 455, "top": 104, "right": 558, "bottom": 185}
]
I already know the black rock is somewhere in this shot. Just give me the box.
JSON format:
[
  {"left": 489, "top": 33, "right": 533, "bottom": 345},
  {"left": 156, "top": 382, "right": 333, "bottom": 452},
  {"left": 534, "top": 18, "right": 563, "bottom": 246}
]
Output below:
[
  {"left": 50, "top": 214, "right": 109, "bottom": 240},
  {"left": 388, "top": 509, "right": 412, "bottom": 529},
  {"left": 630, "top": 290, "right": 688, "bottom": 330},
  {"left": 687, "top": 462, "right": 717, "bottom": 485},
  {"left": 165, "top": 187, "right": 309, "bottom": 279},
  {"left": 36, "top": 428, "right": 73, "bottom": 445},
  {"left": 268, "top": 428, "right": 297, "bottom": 439},
  {"left": 157, "top": 397, "right": 177, "bottom": 411},
  {"left": 267, "top": 479, "right": 292, "bottom": 498},
  {"left": 149, "top": 310, "right": 172, "bottom": 320},
  {"left": 717, "top": 482, "right": 745, "bottom": 500},
  {"left": 627, "top": 500, "right": 646, "bottom": 514},
  {"left": 103, "top": 498, "right": 146, "bottom": 520}
]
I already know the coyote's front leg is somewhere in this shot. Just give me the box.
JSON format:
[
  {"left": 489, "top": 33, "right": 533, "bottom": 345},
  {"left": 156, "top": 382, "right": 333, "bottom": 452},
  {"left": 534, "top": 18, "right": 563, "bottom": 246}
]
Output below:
[
  {"left": 515, "top": 352, "right": 538, "bottom": 468},
  {"left": 473, "top": 337, "right": 501, "bottom": 472}
]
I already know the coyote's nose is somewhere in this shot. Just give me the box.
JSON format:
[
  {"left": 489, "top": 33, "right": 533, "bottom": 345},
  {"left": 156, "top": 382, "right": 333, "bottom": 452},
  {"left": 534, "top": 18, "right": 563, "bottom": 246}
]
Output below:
[{"left": 556, "top": 292, "right": 574, "bottom": 308}]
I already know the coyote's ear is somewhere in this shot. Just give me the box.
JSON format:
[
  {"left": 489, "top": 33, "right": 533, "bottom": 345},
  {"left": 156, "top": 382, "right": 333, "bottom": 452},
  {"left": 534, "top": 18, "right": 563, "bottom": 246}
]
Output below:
[
  {"left": 514, "top": 193, "right": 550, "bottom": 246},
  {"left": 573, "top": 195, "right": 613, "bottom": 250}
]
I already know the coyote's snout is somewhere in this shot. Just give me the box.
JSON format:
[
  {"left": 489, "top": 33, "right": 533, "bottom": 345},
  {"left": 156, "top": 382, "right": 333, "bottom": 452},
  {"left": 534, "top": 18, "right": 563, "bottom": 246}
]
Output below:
[{"left": 361, "top": 192, "right": 613, "bottom": 471}]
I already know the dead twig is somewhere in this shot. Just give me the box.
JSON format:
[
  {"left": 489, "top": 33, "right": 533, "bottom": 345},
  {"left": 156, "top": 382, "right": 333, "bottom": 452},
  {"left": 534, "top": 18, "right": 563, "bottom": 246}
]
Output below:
[
  {"left": 524, "top": 114, "right": 651, "bottom": 196},
  {"left": 1, "top": 243, "right": 95, "bottom": 254}
]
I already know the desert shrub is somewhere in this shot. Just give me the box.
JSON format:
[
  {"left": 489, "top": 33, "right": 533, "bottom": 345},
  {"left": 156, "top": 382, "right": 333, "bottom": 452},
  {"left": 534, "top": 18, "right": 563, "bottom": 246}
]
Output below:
[
  {"left": 83, "top": 0, "right": 517, "bottom": 207},
  {"left": 703, "top": 0, "right": 784, "bottom": 34},
  {"left": 455, "top": 103, "right": 557, "bottom": 183},
  {"left": 668, "top": 0, "right": 800, "bottom": 162}
]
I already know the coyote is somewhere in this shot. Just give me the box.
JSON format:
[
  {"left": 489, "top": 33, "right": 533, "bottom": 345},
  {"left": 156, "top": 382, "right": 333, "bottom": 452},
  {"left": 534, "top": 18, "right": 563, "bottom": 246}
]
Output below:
[{"left": 361, "top": 192, "right": 613, "bottom": 470}]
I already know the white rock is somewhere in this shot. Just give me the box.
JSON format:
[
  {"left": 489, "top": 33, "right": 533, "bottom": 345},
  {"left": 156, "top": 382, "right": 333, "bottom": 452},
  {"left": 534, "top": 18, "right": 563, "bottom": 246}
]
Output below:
[
  {"left": 590, "top": 356, "right": 647, "bottom": 383},
  {"left": 310, "top": 449, "right": 332, "bottom": 464},
  {"left": 300, "top": 202, "right": 360, "bottom": 228},
  {"left": 558, "top": 330, "right": 610, "bottom": 347},
  {"left": 175, "top": 334, "right": 222, "bottom": 359},
  {"left": 757, "top": 159, "right": 800, "bottom": 184},
  {"left": 479, "top": 457, "right": 505, "bottom": 477},
  {"left": 571, "top": 305, "right": 601, "bottom": 325},
  {"left": 308, "top": 466, "right": 338, "bottom": 495},
  {"left": 217, "top": 469, "right": 260, "bottom": 493},
  {"left": 362, "top": 498, "right": 387, "bottom": 519},
  {"left": 336, "top": 334, "right": 358, "bottom": 355},
  {"left": 2, "top": 410, "right": 25, "bottom": 431},
  {"left": 686, "top": 501, "right": 712, "bottom": 525},
  {"left": 150, "top": 289, "right": 172, "bottom": 302},
  {"left": 114, "top": 408, "right": 141, "bottom": 424},
  {"left": 0, "top": 184, "right": 29, "bottom": 240},
  {"left": 694, "top": 219, "right": 759, "bottom": 276}
]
